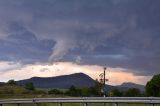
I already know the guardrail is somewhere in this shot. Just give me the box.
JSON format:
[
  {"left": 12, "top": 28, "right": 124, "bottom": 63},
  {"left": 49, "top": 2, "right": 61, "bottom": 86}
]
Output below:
[{"left": 0, "top": 97, "right": 160, "bottom": 106}]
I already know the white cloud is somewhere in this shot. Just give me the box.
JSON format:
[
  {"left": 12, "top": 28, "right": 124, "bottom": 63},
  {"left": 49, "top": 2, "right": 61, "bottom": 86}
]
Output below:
[
  {"left": 0, "top": 61, "right": 151, "bottom": 85},
  {"left": 0, "top": 61, "right": 23, "bottom": 73}
]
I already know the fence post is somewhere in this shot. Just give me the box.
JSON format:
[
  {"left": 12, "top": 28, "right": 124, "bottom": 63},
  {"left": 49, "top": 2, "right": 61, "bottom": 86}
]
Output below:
[
  {"left": 114, "top": 103, "right": 118, "bottom": 106},
  {"left": 59, "top": 103, "right": 62, "bottom": 106},
  {"left": 0, "top": 104, "right": 2, "bottom": 106},
  {"left": 17, "top": 104, "right": 20, "bottom": 106},
  {"left": 84, "top": 103, "right": 88, "bottom": 106},
  {"left": 150, "top": 103, "right": 154, "bottom": 106}
]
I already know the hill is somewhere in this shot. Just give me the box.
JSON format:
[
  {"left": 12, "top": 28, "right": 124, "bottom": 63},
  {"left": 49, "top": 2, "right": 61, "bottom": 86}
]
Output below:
[
  {"left": 0, "top": 72, "right": 145, "bottom": 91},
  {"left": 0, "top": 82, "right": 5, "bottom": 86},
  {"left": 16, "top": 73, "right": 145, "bottom": 91},
  {"left": 17, "top": 73, "right": 96, "bottom": 89},
  {"left": 117, "top": 82, "right": 145, "bottom": 91}
]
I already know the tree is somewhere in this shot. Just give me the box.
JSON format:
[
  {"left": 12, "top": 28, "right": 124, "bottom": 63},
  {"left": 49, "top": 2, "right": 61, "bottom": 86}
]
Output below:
[
  {"left": 145, "top": 74, "right": 160, "bottom": 97},
  {"left": 88, "top": 86, "right": 99, "bottom": 96},
  {"left": 25, "top": 82, "right": 35, "bottom": 91},
  {"left": 7, "top": 80, "right": 16, "bottom": 85},
  {"left": 125, "top": 88, "right": 141, "bottom": 97},
  {"left": 110, "top": 89, "right": 123, "bottom": 97},
  {"left": 94, "top": 79, "right": 104, "bottom": 96},
  {"left": 65, "top": 85, "right": 82, "bottom": 96},
  {"left": 81, "top": 87, "right": 89, "bottom": 96},
  {"left": 84, "top": 79, "right": 104, "bottom": 97},
  {"left": 48, "top": 89, "right": 63, "bottom": 95}
]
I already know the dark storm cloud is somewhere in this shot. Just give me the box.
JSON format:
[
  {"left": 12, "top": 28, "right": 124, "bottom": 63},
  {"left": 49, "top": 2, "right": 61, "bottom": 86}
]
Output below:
[
  {"left": 0, "top": 22, "right": 55, "bottom": 63},
  {"left": 0, "top": 0, "right": 160, "bottom": 75}
]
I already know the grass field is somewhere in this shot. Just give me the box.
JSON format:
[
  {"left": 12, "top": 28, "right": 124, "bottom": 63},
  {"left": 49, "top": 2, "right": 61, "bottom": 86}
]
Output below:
[{"left": 0, "top": 86, "right": 159, "bottom": 106}]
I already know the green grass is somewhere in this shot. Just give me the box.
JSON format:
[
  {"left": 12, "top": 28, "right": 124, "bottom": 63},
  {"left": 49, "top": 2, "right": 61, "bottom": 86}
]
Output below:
[
  {"left": 0, "top": 86, "right": 159, "bottom": 106},
  {"left": 0, "top": 85, "right": 29, "bottom": 94},
  {"left": 0, "top": 85, "right": 69, "bottom": 99}
]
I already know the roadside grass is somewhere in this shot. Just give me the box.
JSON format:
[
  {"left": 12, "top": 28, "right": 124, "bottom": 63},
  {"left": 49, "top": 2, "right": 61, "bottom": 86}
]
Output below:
[
  {"left": 0, "top": 86, "right": 28, "bottom": 94},
  {"left": 0, "top": 86, "right": 159, "bottom": 106}
]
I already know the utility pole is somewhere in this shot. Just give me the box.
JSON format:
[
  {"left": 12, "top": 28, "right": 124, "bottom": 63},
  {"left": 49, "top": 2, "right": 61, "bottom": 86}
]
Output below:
[
  {"left": 99, "top": 67, "right": 108, "bottom": 97},
  {"left": 103, "top": 67, "right": 107, "bottom": 97},
  {"left": 104, "top": 67, "right": 106, "bottom": 88}
]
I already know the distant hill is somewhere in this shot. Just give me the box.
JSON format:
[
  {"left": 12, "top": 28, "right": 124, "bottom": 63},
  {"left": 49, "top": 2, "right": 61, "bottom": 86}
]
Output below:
[
  {"left": 15, "top": 73, "right": 145, "bottom": 91},
  {"left": 17, "top": 73, "right": 96, "bottom": 89},
  {"left": 0, "top": 82, "right": 5, "bottom": 86},
  {"left": 117, "top": 82, "right": 145, "bottom": 91}
]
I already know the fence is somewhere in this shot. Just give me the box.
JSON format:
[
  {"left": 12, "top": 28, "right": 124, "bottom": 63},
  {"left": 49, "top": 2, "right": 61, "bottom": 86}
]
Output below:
[{"left": 0, "top": 97, "right": 160, "bottom": 106}]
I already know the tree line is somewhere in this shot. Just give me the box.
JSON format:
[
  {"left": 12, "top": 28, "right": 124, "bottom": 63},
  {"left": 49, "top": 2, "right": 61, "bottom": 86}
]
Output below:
[
  {"left": 48, "top": 82, "right": 143, "bottom": 97},
  {"left": 47, "top": 74, "right": 160, "bottom": 97}
]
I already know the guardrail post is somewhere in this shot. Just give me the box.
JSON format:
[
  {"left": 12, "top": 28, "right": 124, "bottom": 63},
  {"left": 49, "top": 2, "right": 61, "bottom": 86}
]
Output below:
[
  {"left": 34, "top": 103, "right": 37, "bottom": 106},
  {"left": 0, "top": 104, "right": 2, "bottom": 106},
  {"left": 17, "top": 103, "right": 20, "bottom": 106},
  {"left": 150, "top": 103, "right": 154, "bottom": 106},
  {"left": 114, "top": 103, "right": 118, "bottom": 106},
  {"left": 84, "top": 103, "right": 88, "bottom": 106},
  {"left": 58, "top": 103, "right": 62, "bottom": 106}
]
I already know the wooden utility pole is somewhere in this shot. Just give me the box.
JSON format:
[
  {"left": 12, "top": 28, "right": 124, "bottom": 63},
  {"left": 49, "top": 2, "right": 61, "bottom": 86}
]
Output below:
[
  {"left": 104, "top": 67, "right": 106, "bottom": 87},
  {"left": 103, "top": 67, "right": 107, "bottom": 97},
  {"left": 99, "top": 67, "right": 108, "bottom": 97}
]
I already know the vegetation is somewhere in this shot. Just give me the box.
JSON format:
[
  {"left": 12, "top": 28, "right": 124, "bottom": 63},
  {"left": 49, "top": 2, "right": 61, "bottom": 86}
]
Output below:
[
  {"left": 108, "top": 89, "right": 123, "bottom": 97},
  {"left": 24, "top": 82, "right": 35, "bottom": 91},
  {"left": 65, "top": 85, "right": 82, "bottom": 96},
  {"left": 48, "top": 89, "right": 64, "bottom": 95},
  {"left": 0, "top": 85, "right": 29, "bottom": 94},
  {"left": 1, "top": 74, "right": 160, "bottom": 106},
  {"left": 125, "top": 88, "right": 141, "bottom": 97},
  {"left": 2, "top": 73, "right": 160, "bottom": 99},
  {"left": 7, "top": 80, "right": 17, "bottom": 86},
  {"left": 64, "top": 79, "right": 104, "bottom": 97},
  {"left": 145, "top": 74, "right": 160, "bottom": 97},
  {"left": 0, "top": 80, "right": 144, "bottom": 98}
]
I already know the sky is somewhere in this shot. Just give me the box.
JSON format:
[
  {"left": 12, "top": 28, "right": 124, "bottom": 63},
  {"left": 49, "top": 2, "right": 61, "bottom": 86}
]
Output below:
[{"left": 0, "top": 0, "right": 160, "bottom": 85}]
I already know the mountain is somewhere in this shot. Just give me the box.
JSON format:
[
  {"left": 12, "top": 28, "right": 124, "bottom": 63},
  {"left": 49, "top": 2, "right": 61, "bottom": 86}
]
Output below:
[
  {"left": 17, "top": 73, "right": 96, "bottom": 89},
  {"left": 117, "top": 82, "right": 145, "bottom": 91},
  {"left": 16, "top": 73, "right": 145, "bottom": 90}
]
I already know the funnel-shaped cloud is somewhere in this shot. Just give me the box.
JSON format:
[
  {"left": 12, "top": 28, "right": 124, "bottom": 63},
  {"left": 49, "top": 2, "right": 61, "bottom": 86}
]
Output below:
[{"left": 0, "top": 0, "right": 160, "bottom": 76}]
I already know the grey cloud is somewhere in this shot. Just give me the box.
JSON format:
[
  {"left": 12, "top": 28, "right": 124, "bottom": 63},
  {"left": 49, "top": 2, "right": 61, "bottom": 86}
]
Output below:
[
  {"left": 0, "top": 0, "right": 160, "bottom": 76},
  {"left": 0, "top": 22, "right": 55, "bottom": 63}
]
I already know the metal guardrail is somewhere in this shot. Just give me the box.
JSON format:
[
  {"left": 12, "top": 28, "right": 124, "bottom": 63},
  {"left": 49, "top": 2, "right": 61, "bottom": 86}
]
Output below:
[{"left": 0, "top": 97, "right": 160, "bottom": 106}]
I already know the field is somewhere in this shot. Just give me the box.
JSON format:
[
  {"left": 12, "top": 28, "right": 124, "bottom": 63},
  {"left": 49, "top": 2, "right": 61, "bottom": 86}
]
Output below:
[{"left": 0, "top": 86, "right": 159, "bottom": 106}]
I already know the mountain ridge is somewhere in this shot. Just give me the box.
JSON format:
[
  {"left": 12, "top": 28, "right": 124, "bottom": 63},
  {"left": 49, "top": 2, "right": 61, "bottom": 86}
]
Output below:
[
  {"left": 3, "top": 73, "right": 145, "bottom": 91},
  {"left": 117, "top": 82, "right": 145, "bottom": 91},
  {"left": 17, "top": 73, "right": 96, "bottom": 89}
]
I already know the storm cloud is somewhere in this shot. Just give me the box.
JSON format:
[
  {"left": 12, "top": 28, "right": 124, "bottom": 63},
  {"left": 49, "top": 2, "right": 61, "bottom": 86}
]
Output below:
[{"left": 0, "top": 0, "right": 160, "bottom": 76}]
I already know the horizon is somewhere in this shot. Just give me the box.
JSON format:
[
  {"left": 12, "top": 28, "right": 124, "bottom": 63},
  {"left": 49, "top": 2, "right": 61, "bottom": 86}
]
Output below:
[
  {"left": 0, "top": 62, "right": 151, "bottom": 86},
  {"left": 0, "top": 0, "right": 160, "bottom": 86},
  {"left": 10, "top": 72, "right": 149, "bottom": 86},
  {"left": 5, "top": 72, "right": 146, "bottom": 86}
]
